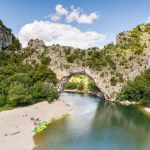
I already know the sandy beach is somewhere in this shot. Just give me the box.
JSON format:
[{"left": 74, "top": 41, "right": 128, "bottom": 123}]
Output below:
[{"left": 0, "top": 100, "right": 72, "bottom": 150}]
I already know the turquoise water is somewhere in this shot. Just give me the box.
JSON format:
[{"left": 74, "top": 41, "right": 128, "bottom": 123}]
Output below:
[{"left": 34, "top": 92, "right": 150, "bottom": 150}]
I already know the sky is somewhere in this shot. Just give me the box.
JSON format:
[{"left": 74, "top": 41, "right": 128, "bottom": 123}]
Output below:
[{"left": 0, "top": 0, "right": 150, "bottom": 48}]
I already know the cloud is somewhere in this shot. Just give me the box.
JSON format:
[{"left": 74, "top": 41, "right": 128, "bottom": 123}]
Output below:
[
  {"left": 55, "top": 4, "right": 68, "bottom": 16},
  {"left": 50, "top": 4, "right": 68, "bottom": 21},
  {"left": 18, "top": 20, "right": 106, "bottom": 49},
  {"left": 50, "top": 4, "right": 99, "bottom": 24},
  {"left": 146, "top": 16, "right": 150, "bottom": 23},
  {"left": 50, "top": 14, "right": 61, "bottom": 21},
  {"left": 66, "top": 6, "right": 80, "bottom": 23},
  {"left": 77, "top": 12, "right": 98, "bottom": 24}
]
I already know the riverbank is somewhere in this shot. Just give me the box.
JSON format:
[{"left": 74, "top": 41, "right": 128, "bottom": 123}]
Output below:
[
  {"left": 137, "top": 105, "right": 150, "bottom": 116},
  {"left": 144, "top": 107, "right": 150, "bottom": 113},
  {"left": 0, "top": 100, "right": 72, "bottom": 150},
  {"left": 64, "top": 89, "right": 140, "bottom": 105},
  {"left": 64, "top": 89, "right": 104, "bottom": 98}
]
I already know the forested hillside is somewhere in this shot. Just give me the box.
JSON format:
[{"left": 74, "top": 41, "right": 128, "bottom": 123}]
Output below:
[
  {"left": 0, "top": 21, "right": 58, "bottom": 110},
  {"left": 0, "top": 20, "right": 150, "bottom": 109}
]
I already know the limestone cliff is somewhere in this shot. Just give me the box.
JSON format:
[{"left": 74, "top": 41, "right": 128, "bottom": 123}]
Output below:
[
  {"left": 0, "top": 20, "right": 13, "bottom": 50},
  {"left": 24, "top": 23, "right": 150, "bottom": 101}
]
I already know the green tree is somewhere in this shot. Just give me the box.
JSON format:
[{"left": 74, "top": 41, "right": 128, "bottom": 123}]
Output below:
[
  {"left": 110, "top": 76, "right": 118, "bottom": 86},
  {"left": 32, "top": 82, "right": 58, "bottom": 102},
  {"left": 7, "top": 84, "right": 33, "bottom": 106},
  {"left": 8, "top": 38, "right": 21, "bottom": 51},
  {"left": 77, "top": 81, "right": 84, "bottom": 91},
  {"left": 0, "top": 94, "right": 6, "bottom": 106},
  {"left": 118, "top": 68, "right": 150, "bottom": 103}
]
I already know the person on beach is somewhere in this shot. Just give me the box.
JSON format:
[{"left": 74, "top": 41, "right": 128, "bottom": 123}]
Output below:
[{"left": 31, "top": 117, "right": 41, "bottom": 126}]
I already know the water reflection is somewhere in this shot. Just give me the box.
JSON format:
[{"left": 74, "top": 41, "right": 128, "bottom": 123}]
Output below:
[
  {"left": 34, "top": 92, "right": 150, "bottom": 150},
  {"left": 91, "top": 101, "right": 150, "bottom": 149}
]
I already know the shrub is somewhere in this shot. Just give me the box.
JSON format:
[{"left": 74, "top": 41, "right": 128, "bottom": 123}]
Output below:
[
  {"left": 32, "top": 82, "right": 58, "bottom": 103},
  {"left": 40, "top": 55, "right": 51, "bottom": 65},
  {"left": 0, "top": 94, "right": 6, "bottom": 106},
  {"left": 8, "top": 38, "right": 21, "bottom": 51},
  {"left": 65, "top": 82, "right": 77, "bottom": 90},
  {"left": 110, "top": 76, "right": 118, "bottom": 86},
  {"left": 77, "top": 81, "right": 84, "bottom": 91},
  {"left": 118, "top": 68, "right": 150, "bottom": 103},
  {"left": 7, "top": 84, "right": 33, "bottom": 106}
]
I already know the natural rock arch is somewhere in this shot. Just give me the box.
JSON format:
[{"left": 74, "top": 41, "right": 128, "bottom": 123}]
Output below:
[
  {"left": 26, "top": 37, "right": 150, "bottom": 101},
  {"left": 25, "top": 40, "right": 138, "bottom": 101},
  {"left": 55, "top": 70, "right": 109, "bottom": 100}
]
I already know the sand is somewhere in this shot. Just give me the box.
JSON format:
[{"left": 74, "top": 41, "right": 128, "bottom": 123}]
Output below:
[
  {"left": 0, "top": 100, "right": 72, "bottom": 150},
  {"left": 144, "top": 107, "right": 150, "bottom": 114}
]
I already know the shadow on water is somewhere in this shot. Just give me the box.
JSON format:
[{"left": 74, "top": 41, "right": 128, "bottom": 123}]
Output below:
[
  {"left": 91, "top": 101, "right": 150, "bottom": 149},
  {"left": 34, "top": 92, "right": 150, "bottom": 150}
]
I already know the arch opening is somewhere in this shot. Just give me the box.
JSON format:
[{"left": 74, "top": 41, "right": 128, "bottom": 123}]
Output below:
[
  {"left": 58, "top": 72, "right": 106, "bottom": 99},
  {"left": 64, "top": 75, "right": 99, "bottom": 93}
]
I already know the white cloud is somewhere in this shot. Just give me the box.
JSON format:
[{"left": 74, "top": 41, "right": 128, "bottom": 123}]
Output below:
[
  {"left": 66, "top": 6, "right": 80, "bottom": 23},
  {"left": 18, "top": 20, "right": 105, "bottom": 49},
  {"left": 77, "top": 12, "right": 98, "bottom": 24},
  {"left": 50, "top": 14, "right": 61, "bottom": 21},
  {"left": 50, "top": 4, "right": 68, "bottom": 21},
  {"left": 146, "top": 16, "right": 150, "bottom": 23},
  {"left": 50, "top": 4, "right": 99, "bottom": 24},
  {"left": 55, "top": 4, "right": 68, "bottom": 16}
]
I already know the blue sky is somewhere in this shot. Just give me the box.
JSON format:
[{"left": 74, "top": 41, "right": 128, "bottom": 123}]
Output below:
[{"left": 0, "top": 0, "right": 150, "bottom": 48}]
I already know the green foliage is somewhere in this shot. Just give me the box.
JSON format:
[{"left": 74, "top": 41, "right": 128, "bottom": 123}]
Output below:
[
  {"left": 66, "top": 54, "right": 75, "bottom": 63},
  {"left": 116, "top": 73, "right": 124, "bottom": 83},
  {"left": 65, "top": 75, "right": 99, "bottom": 92},
  {"left": 31, "top": 64, "right": 57, "bottom": 84},
  {"left": 65, "top": 44, "right": 117, "bottom": 71},
  {"left": 0, "top": 94, "right": 6, "bottom": 106},
  {"left": 40, "top": 53, "right": 51, "bottom": 65},
  {"left": 32, "top": 82, "right": 58, "bottom": 102},
  {"left": 64, "top": 23, "right": 150, "bottom": 72},
  {"left": 65, "top": 81, "right": 77, "bottom": 90},
  {"left": 145, "top": 23, "right": 150, "bottom": 33},
  {"left": 47, "top": 87, "right": 58, "bottom": 102},
  {"left": 118, "top": 68, "right": 150, "bottom": 103},
  {"left": 77, "top": 81, "right": 84, "bottom": 91},
  {"left": 64, "top": 48, "right": 71, "bottom": 55},
  {"left": 119, "top": 26, "right": 145, "bottom": 55},
  {"left": 0, "top": 22, "right": 149, "bottom": 109},
  {"left": 88, "top": 80, "right": 99, "bottom": 92},
  {"left": 110, "top": 76, "right": 118, "bottom": 86},
  {"left": 0, "top": 49, "right": 58, "bottom": 110},
  {"left": 0, "top": 104, "right": 14, "bottom": 112},
  {"left": 110, "top": 73, "right": 124, "bottom": 86},
  {"left": 7, "top": 84, "right": 33, "bottom": 106},
  {"left": 8, "top": 37, "right": 21, "bottom": 51}
]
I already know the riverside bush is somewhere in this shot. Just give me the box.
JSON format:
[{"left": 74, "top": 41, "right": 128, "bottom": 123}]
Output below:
[{"left": 118, "top": 68, "right": 150, "bottom": 103}]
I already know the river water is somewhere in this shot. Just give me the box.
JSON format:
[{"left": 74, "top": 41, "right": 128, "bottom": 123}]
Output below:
[{"left": 34, "top": 92, "right": 150, "bottom": 150}]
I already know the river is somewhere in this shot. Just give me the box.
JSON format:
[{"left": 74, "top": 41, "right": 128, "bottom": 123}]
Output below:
[{"left": 34, "top": 92, "right": 150, "bottom": 150}]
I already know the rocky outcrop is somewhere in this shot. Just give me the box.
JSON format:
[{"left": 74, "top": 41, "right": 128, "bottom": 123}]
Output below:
[
  {"left": 25, "top": 23, "right": 150, "bottom": 101},
  {"left": 27, "top": 39, "right": 45, "bottom": 49},
  {"left": 0, "top": 20, "right": 13, "bottom": 50},
  {"left": 116, "top": 30, "right": 134, "bottom": 46}
]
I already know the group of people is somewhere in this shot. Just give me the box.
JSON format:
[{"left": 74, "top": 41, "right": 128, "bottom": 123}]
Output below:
[{"left": 31, "top": 117, "right": 41, "bottom": 126}]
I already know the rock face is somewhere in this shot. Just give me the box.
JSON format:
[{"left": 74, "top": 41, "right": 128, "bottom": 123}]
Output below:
[
  {"left": 24, "top": 24, "right": 150, "bottom": 101},
  {"left": 27, "top": 39, "right": 45, "bottom": 49},
  {"left": 0, "top": 20, "right": 13, "bottom": 50}
]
